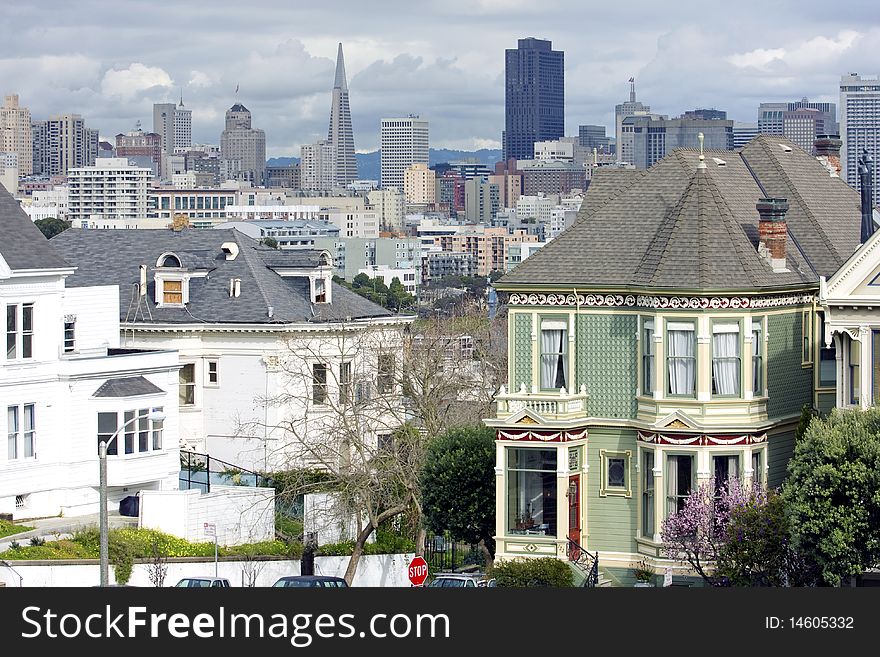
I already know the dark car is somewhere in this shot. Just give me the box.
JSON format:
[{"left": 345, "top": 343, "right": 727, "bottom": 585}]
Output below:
[{"left": 273, "top": 576, "right": 348, "bottom": 588}]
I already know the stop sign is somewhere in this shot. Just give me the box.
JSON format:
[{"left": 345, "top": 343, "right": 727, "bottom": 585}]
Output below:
[{"left": 408, "top": 556, "right": 429, "bottom": 586}]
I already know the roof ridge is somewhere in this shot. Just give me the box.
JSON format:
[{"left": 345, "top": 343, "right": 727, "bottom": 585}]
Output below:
[
  {"left": 748, "top": 137, "right": 842, "bottom": 265},
  {"left": 234, "top": 232, "right": 275, "bottom": 314}
]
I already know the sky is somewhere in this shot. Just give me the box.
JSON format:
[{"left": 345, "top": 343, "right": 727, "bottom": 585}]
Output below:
[{"left": 1, "top": 0, "right": 879, "bottom": 158}]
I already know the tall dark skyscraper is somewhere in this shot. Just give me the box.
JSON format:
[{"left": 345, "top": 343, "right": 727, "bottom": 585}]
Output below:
[{"left": 503, "top": 37, "right": 564, "bottom": 161}]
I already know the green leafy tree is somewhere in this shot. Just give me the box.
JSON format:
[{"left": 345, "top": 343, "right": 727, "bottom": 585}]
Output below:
[
  {"left": 387, "top": 277, "right": 414, "bottom": 312},
  {"left": 352, "top": 273, "right": 371, "bottom": 289},
  {"left": 783, "top": 407, "right": 880, "bottom": 586},
  {"left": 261, "top": 236, "right": 279, "bottom": 249},
  {"left": 36, "top": 217, "right": 71, "bottom": 239},
  {"left": 421, "top": 425, "right": 496, "bottom": 569}
]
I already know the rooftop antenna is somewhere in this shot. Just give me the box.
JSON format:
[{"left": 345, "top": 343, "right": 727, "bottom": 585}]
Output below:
[
  {"left": 179, "top": 87, "right": 184, "bottom": 107},
  {"left": 697, "top": 133, "right": 706, "bottom": 170},
  {"left": 628, "top": 77, "right": 635, "bottom": 103}
]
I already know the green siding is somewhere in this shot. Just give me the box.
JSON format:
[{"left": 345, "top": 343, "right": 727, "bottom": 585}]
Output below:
[
  {"left": 768, "top": 429, "right": 796, "bottom": 489},
  {"left": 816, "top": 391, "right": 836, "bottom": 416},
  {"left": 577, "top": 314, "right": 638, "bottom": 419},
  {"left": 512, "top": 313, "right": 532, "bottom": 390},
  {"left": 586, "top": 428, "right": 638, "bottom": 554},
  {"left": 767, "top": 313, "right": 813, "bottom": 419}
]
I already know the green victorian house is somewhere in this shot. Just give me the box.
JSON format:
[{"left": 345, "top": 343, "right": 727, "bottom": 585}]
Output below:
[{"left": 485, "top": 134, "right": 863, "bottom": 585}]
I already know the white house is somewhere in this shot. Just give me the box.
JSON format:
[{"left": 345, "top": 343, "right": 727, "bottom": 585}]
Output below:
[
  {"left": 0, "top": 188, "right": 180, "bottom": 520},
  {"left": 51, "top": 226, "right": 415, "bottom": 473}
]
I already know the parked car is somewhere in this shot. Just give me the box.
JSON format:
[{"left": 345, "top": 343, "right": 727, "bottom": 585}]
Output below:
[
  {"left": 174, "top": 577, "right": 231, "bottom": 588},
  {"left": 426, "top": 573, "right": 495, "bottom": 588},
  {"left": 273, "top": 575, "right": 348, "bottom": 588}
]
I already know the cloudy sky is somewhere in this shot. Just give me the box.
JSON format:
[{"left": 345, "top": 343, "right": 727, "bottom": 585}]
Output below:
[{"left": 1, "top": 0, "right": 878, "bottom": 157}]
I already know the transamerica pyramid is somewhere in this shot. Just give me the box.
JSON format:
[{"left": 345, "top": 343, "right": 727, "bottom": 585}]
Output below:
[{"left": 327, "top": 43, "right": 358, "bottom": 187}]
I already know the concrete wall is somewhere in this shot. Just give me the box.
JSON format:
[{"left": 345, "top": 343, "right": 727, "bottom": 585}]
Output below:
[
  {"left": 0, "top": 553, "right": 414, "bottom": 588},
  {"left": 303, "top": 492, "right": 372, "bottom": 546},
  {"left": 139, "top": 486, "right": 275, "bottom": 546}
]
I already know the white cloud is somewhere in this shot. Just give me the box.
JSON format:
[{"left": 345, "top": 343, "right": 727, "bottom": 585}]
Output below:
[
  {"left": 728, "top": 48, "right": 787, "bottom": 70},
  {"left": 728, "top": 30, "right": 861, "bottom": 71},
  {"left": 187, "top": 70, "right": 215, "bottom": 89},
  {"left": 101, "top": 63, "right": 172, "bottom": 100}
]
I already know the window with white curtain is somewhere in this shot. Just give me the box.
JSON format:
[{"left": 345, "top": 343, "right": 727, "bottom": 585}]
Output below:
[
  {"left": 540, "top": 321, "right": 568, "bottom": 390},
  {"left": 666, "top": 454, "right": 694, "bottom": 516},
  {"left": 751, "top": 450, "right": 763, "bottom": 485},
  {"left": 752, "top": 319, "right": 763, "bottom": 395},
  {"left": 711, "top": 323, "right": 741, "bottom": 396},
  {"left": 850, "top": 338, "right": 860, "bottom": 405},
  {"left": 666, "top": 322, "right": 695, "bottom": 396},
  {"left": 712, "top": 454, "right": 740, "bottom": 496},
  {"left": 642, "top": 319, "right": 655, "bottom": 394}
]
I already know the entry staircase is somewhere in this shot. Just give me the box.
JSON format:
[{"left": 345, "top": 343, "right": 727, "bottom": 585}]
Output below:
[{"left": 566, "top": 539, "right": 612, "bottom": 587}]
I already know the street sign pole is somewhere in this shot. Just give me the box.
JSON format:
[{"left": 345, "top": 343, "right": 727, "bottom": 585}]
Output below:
[{"left": 204, "top": 523, "right": 217, "bottom": 577}]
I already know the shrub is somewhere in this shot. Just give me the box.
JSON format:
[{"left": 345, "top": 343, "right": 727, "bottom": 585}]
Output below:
[
  {"left": 29, "top": 536, "right": 45, "bottom": 547},
  {"left": 492, "top": 558, "right": 573, "bottom": 587},
  {"left": 0, "top": 520, "right": 34, "bottom": 539}
]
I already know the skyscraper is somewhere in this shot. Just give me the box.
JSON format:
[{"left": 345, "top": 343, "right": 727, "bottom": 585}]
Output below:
[
  {"left": 503, "top": 37, "right": 564, "bottom": 162},
  {"left": 757, "top": 97, "right": 837, "bottom": 154},
  {"left": 327, "top": 43, "right": 357, "bottom": 187},
  {"left": 175, "top": 94, "right": 192, "bottom": 152},
  {"left": 615, "top": 78, "right": 654, "bottom": 164},
  {"left": 152, "top": 102, "right": 176, "bottom": 155},
  {"left": 220, "top": 103, "right": 266, "bottom": 186},
  {"left": 840, "top": 73, "right": 880, "bottom": 206},
  {"left": 1, "top": 94, "right": 32, "bottom": 176},
  {"left": 380, "top": 116, "right": 428, "bottom": 190},
  {"left": 31, "top": 114, "right": 98, "bottom": 176}
]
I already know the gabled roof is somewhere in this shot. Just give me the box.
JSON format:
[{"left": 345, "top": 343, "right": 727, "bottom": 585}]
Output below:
[
  {"left": 0, "top": 186, "right": 71, "bottom": 272},
  {"left": 499, "top": 134, "right": 862, "bottom": 292},
  {"left": 93, "top": 376, "right": 164, "bottom": 398},
  {"left": 50, "top": 228, "right": 394, "bottom": 325}
]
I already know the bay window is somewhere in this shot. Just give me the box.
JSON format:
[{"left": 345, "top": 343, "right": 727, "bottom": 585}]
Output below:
[
  {"left": 642, "top": 450, "right": 655, "bottom": 537},
  {"left": 850, "top": 338, "right": 860, "bottom": 405},
  {"left": 713, "top": 454, "right": 740, "bottom": 496},
  {"left": 642, "top": 319, "right": 655, "bottom": 394},
  {"left": 751, "top": 450, "right": 764, "bottom": 485},
  {"left": 97, "top": 409, "right": 165, "bottom": 456},
  {"left": 711, "top": 323, "right": 741, "bottom": 397},
  {"left": 507, "top": 448, "right": 557, "bottom": 537},
  {"left": 667, "top": 322, "right": 695, "bottom": 396},
  {"left": 752, "top": 319, "right": 763, "bottom": 395},
  {"left": 540, "top": 321, "right": 568, "bottom": 390},
  {"left": 665, "top": 454, "right": 694, "bottom": 516}
]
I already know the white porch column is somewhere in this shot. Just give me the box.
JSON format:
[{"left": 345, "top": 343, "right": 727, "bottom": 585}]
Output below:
[
  {"left": 859, "top": 326, "right": 870, "bottom": 410},
  {"left": 653, "top": 317, "right": 664, "bottom": 400},
  {"left": 744, "top": 318, "right": 754, "bottom": 401},
  {"left": 696, "top": 316, "right": 711, "bottom": 402},
  {"left": 834, "top": 333, "right": 844, "bottom": 409},
  {"left": 495, "top": 440, "right": 505, "bottom": 546},
  {"left": 742, "top": 446, "right": 754, "bottom": 488},
  {"left": 652, "top": 445, "right": 664, "bottom": 543},
  {"left": 556, "top": 444, "right": 569, "bottom": 556}
]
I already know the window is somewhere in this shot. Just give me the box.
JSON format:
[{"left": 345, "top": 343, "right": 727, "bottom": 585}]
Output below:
[
  {"left": 712, "top": 323, "right": 741, "bottom": 396},
  {"left": 138, "top": 410, "right": 150, "bottom": 453},
  {"left": 97, "top": 412, "right": 118, "bottom": 456},
  {"left": 802, "top": 311, "right": 813, "bottom": 363},
  {"left": 312, "top": 363, "right": 328, "bottom": 404},
  {"left": 666, "top": 454, "right": 694, "bottom": 516},
  {"left": 6, "top": 303, "right": 34, "bottom": 360},
  {"left": 540, "top": 322, "right": 568, "bottom": 390},
  {"left": 507, "top": 448, "right": 557, "bottom": 537},
  {"left": 713, "top": 455, "right": 740, "bottom": 496},
  {"left": 751, "top": 450, "right": 763, "bottom": 485},
  {"left": 667, "top": 322, "right": 695, "bottom": 396},
  {"left": 377, "top": 353, "right": 394, "bottom": 394},
  {"left": 63, "top": 318, "right": 76, "bottom": 353},
  {"left": 23, "top": 404, "right": 34, "bottom": 458},
  {"left": 752, "top": 319, "right": 763, "bottom": 395},
  {"left": 600, "top": 450, "right": 631, "bottom": 497},
  {"left": 314, "top": 278, "right": 327, "bottom": 303},
  {"left": 179, "top": 364, "right": 195, "bottom": 406},
  {"left": 163, "top": 279, "right": 183, "bottom": 305},
  {"left": 7, "top": 406, "right": 18, "bottom": 460},
  {"left": 339, "top": 362, "right": 352, "bottom": 404},
  {"left": 850, "top": 338, "right": 860, "bottom": 405},
  {"left": 123, "top": 410, "right": 136, "bottom": 455},
  {"left": 377, "top": 433, "right": 393, "bottom": 453},
  {"left": 206, "top": 360, "right": 219, "bottom": 386},
  {"left": 152, "top": 408, "right": 164, "bottom": 450},
  {"left": 6, "top": 404, "right": 35, "bottom": 460},
  {"left": 818, "top": 314, "right": 836, "bottom": 387},
  {"left": 642, "top": 319, "right": 655, "bottom": 394},
  {"left": 642, "top": 450, "right": 655, "bottom": 537}
]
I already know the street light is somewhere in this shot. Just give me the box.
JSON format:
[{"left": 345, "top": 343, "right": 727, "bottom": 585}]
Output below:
[
  {"left": 98, "top": 408, "right": 165, "bottom": 586},
  {"left": 0, "top": 559, "right": 24, "bottom": 587}
]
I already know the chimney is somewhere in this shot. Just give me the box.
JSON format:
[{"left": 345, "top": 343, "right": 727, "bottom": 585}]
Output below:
[
  {"left": 815, "top": 134, "right": 842, "bottom": 177},
  {"left": 859, "top": 149, "right": 875, "bottom": 245},
  {"left": 756, "top": 198, "right": 789, "bottom": 272}
]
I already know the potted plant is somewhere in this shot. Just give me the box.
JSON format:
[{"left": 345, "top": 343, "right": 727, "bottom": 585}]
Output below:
[{"left": 633, "top": 558, "right": 656, "bottom": 587}]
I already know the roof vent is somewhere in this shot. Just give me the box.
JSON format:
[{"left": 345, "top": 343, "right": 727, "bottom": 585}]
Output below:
[
  {"left": 221, "top": 242, "right": 239, "bottom": 260},
  {"left": 229, "top": 278, "right": 241, "bottom": 298},
  {"left": 778, "top": 143, "right": 793, "bottom": 153},
  {"left": 712, "top": 157, "right": 726, "bottom": 166}
]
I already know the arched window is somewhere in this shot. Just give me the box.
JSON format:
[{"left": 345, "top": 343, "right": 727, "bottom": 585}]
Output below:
[{"left": 157, "top": 253, "right": 181, "bottom": 268}]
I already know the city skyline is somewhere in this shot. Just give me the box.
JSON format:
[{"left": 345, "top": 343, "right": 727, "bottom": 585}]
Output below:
[{"left": 1, "top": 1, "right": 877, "bottom": 157}]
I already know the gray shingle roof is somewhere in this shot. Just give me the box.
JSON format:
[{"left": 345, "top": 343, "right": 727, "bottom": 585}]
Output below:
[
  {"left": 499, "top": 134, "right": 862, "bottom": 291},
  {"left": 93, "top": 376, "right": 164, "bottom": 398},
  {"left": 0, "top": 186, "right": 71, "bottom": 271},
  {"left": 50, "top": 228, "right": 393, "bottom": 325}
]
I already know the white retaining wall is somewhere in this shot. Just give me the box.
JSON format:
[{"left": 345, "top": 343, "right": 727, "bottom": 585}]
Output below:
[
  {"left": 139, "top": 486, "right": 275, "bottom": 546},
  {"left": 0, "top": 553, "right": 415, "bottom": 588}
]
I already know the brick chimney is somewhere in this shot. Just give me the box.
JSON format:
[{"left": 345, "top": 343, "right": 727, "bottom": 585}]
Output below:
[
  {"left": 756, "top": 198, "right": 789, "bottom": 272},
  {"left": 815, "top": 134, "right": 842, "bottom": 177}
]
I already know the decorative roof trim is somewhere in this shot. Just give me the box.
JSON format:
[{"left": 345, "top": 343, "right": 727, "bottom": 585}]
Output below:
[
  {"left": 507, "top": 292, "right": 816, "bottom": 310},
  {"left": 637, "top": 431, "right": 767, "bottom": 446},
  {"left": 496, "top": 428, "right": 588, "bottom": 443}
]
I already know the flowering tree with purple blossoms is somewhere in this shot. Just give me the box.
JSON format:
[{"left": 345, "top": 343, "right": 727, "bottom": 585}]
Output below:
[{"left": 660, "top": 477, "right": 765, "bottom": 586}]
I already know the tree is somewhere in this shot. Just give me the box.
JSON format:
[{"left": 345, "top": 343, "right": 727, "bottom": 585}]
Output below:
[
  {"left": 352, "top": 273, "right": 371, "bottom": 288},
  {"left": 261, "top": 237, "right": 279, "bottom": 249},
  {"left": 660, "top": 477, "right": 763, "bottom": 586},
  {"left": 387, "top": 277, "right": 414, "bottom": 313},
  {"left": 783, "top": 407, "right": 880, "bottom": 586},
  {"left": 35, "top": 217, "right": 71, "bottom": 239},
  {"left": 421, "top": 425, "right": 496, "bottom": 570},
  {"left": 146, "top": 538, "right": 168, "bottom": 587}
]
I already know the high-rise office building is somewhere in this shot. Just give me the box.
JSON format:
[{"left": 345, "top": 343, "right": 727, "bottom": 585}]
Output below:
[
  {"left": 681, "top": 108, "right": 727, "bottom": 121},
  {"left": 31, "top": 114, "right": 98, "bottom": 176},
  {"left": 503, "top": 37, "right": 564, "bottom": 161},
  {"left": 152, "top": 103, "right": 177, "bottom": 155},
  {"left": 623, "top": 115, "right": 734, "bottom": 169},
  {"left": 175, "top": 96, "right": 192, "bottom": 152},
  {"left": 1, "top": 94, "right": 32, "bottom": 175},
  {"left": 733, "top": 122, "right": 760, "bottom": 149},
  {"left": 115, "top": 124, "right": 162, "bottom": 175},
  {"left": 403, "top": 163, "right": 435, "bottom": 205},
  {"left": 615, "top": 79, "right": 654, "bottom": 164},
  {"left": 327, "top": 43, "right": 358, "bottom": 187},
  {"left": 220, "top": 103, "right": 266, "bottom": 186},
  {"left": 578, "top": 124, "right": 611, "bottom": 153},
  {"left": 380, "top": 116, "right": 428, "bottom": 190},
  {"left": 757, "top": 98, "right": 837, "bottom": 153},
  {"left": 300, "top": 140, "right": 335, "bottom": 191},
  {"left": 840, "top": 73, "right": 880, "bottom": 206},
  {"left": 68, "top": 157, "right": 151, "bottom": 227}
]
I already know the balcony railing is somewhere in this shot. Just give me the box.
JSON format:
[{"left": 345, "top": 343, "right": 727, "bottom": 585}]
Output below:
[{"left": 494, "top": 384, "right": 589, "bottom": 420}]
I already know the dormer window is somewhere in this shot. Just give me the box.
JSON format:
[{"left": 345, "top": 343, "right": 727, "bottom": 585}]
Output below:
[
  {"left": 154, "top": 252, "right": 187, "bottom": 307},
  {"left": 314, "top": 277, "right": 327, "bottom": 303},
  {"left": 158, "top": 253, "right": 181, "bottom": 268},
  {"left": 163, "top": 280, "right": 183, "bottom": 305}
]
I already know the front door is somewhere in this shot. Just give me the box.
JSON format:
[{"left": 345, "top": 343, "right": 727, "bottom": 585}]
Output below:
[{"left": 567, "top": 474, "right": 581, "bottom": 553}]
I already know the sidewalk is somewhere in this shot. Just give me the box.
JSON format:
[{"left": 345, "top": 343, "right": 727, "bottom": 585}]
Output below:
[{"left": 0, "top": 513, "right": 137, "bottom": 551}]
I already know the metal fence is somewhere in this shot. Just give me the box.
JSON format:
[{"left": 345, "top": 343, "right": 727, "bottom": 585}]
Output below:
[
  {"left": 423, "top": 534, "right": 484, "bottom": 572},
  {"left": 179, "top": 450, "right": 272, "bottom": 493}
]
